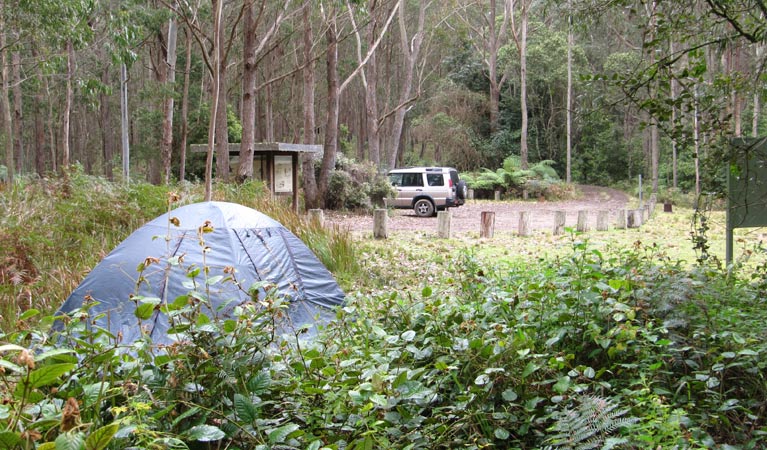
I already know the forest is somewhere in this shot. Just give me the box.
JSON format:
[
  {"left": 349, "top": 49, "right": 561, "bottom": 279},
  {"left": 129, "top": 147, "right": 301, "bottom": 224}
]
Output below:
[
  {"left": 2, "top": 1, "right": 767, "bottom": 449},
  {"left": 0, "top": 0, "right": 764, "bottom": 206}
]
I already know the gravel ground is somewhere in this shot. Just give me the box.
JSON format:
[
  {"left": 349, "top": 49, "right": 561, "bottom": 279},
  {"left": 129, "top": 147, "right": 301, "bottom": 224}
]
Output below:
[{"left": 323, "top": 185, "right": 631, "bottom": 237}]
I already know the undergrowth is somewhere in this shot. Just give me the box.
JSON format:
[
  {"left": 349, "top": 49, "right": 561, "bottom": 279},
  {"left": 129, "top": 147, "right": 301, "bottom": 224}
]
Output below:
[{"left": 1, "top": 174, "right": 766, "bottom": 449}]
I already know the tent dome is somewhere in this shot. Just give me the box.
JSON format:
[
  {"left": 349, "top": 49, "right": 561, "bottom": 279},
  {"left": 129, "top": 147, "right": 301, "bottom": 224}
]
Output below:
[{"left": 55, "top": 201, "right": 345, "bottom": 344}]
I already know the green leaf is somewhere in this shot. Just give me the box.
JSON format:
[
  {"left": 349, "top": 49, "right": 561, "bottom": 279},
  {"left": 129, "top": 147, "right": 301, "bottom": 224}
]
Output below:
[
  {"left": 0, "top": 344, "right": 26, "bottom": 353},
  {"left": 186, "top": 425, "right": 225, "bottom": 442},
  {"left": 19, "top": 309, "right": 40, "bottom": 321},
  {"left": 268, "top": 423, "right": 300, "bottom": 444},
  {"left": 247, "top": 372, "right": 271, "bottom": 394},
  {"left": 234, "top": 394, "right": 259, "bottom": 423},
  {"left": 553, "top": 376, "right": 571, "bottom": 394},
  {"left": 421, "top": 286, "right": 432, "bottom": 297},
  {"left": 55, "top": 431, "right": 85, "bottom": 450},
  {"left": 494, "top": 428, "right": 510, "bottom": 440},
  {"left": 28, "top": 363, "right": 76, "bottom": 389},
  {"left": 85, "top": 423, "right": 119, "bottom": 450},
  {"left": 34, "top": 348, "right": 77, "bottom": 363},
  {"left": 0, "top": 431, "right": 21, "bottom": 448},
  {"left": 522, "top": 362, "right": 539, "bottom": 378},
  {"left": 502, "top": 389, "right": 518, "bottom": 402},
  {"left": 0, "top": 359, "right": 23, "bottom": 374},
  {"left": 135, "top": 303, "right": 155, "bottom": 320}
]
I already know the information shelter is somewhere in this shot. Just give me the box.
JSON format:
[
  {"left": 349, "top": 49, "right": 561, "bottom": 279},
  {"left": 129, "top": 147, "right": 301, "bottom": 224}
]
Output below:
[{"left": 190, "top": 142, "right": 322, "bottom": 211}]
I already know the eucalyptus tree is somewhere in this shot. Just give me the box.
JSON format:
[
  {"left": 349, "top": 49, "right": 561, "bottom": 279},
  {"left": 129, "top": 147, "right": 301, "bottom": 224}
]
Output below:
[
  {"left": 238, "top": 0, "right": 294, "bottom": 181},
  {"left": 454, "top": 0, "right": 512, "bottom": 134}
]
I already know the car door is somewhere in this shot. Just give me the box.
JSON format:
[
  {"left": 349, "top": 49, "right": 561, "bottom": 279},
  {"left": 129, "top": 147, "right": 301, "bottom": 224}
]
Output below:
[{"left": 392, "top": 172, "right": 424, "bottom": 207}]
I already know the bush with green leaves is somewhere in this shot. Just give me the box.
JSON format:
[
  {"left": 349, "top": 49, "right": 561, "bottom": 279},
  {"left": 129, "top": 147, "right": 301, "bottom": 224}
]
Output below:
[
  {"left": 323, "top": 155, "right": 394, "bottom": 210},
  {"left": 462, "top": 156, "right": 572, "bottom": 200}
]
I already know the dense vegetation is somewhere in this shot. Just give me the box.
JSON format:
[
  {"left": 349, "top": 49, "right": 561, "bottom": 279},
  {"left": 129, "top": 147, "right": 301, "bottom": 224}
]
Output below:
[
  {"left": 0, "top": 1, "right": 764, "bottom": 206},
  {"left": 2, "top": 176, "right": 766, "bottom": 449}
]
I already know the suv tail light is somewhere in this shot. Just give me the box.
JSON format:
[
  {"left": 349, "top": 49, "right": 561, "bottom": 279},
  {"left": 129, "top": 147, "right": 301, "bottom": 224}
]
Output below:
[{"left": 448, "top": 179, "right": 453, "bottom": 188}]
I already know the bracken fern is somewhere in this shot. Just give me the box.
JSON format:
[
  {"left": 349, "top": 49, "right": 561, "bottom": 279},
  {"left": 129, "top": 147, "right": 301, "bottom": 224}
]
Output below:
[{"left": 544, "top": 395, "right": 639, "bottom": 450}]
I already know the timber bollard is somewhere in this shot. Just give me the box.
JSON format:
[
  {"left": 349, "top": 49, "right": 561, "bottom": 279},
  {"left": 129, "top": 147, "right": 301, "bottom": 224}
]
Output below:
[
  {"left": 437, "top": 210, "right": 452, "bottom": 238},
  {"left": 308, "top": 209, "right": 324, "bottom": 227},
  {"left": 518, "top": 211, "right": 531, "bottom": 236},
  {"left": 494, "top": 190, "right": 501, "bottom": 201},
  {"left": 373, "top": 209, "right": 388, "bottom": 239},
  {"left": 616, "top": 209, "right": 627, "bottom": 229},
  {"left": 480, "top": 211, "right": 495, "bottom": 238},
  {"left": 576, "top": 210, "right": 589, "bottom": 232},
  {"left": 627, "top": 209, "right": 642, "bottom": 228},
  {"left": 596, "top": 210, "right": 609, "bottom": 231},
  {"left": 553, "top": 210, "right": 566, "bottom": 235}
]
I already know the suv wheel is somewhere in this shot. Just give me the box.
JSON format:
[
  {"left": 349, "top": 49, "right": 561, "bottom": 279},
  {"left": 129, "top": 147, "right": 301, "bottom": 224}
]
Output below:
[
  {"left": 456, "top": 180, "right": 467, "bottom": 201},
  {"left": 413, "top": 199, "right": 435, "bottom": 217}
]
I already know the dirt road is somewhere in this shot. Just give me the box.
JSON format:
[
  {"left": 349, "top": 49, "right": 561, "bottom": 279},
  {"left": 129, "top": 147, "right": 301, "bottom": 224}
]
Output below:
[{"left": 324, "top": 185, "right": 631, "bottom": 236}]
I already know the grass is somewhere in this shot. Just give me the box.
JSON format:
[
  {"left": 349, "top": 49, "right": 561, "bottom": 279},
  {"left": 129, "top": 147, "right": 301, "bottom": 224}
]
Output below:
[{"left": 348, "top": 206, "right": 767, "bottom": 296}]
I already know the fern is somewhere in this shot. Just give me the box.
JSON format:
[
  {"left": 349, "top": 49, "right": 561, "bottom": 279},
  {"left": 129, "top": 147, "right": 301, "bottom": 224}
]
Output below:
[{"left": 544, "top": 395, "right": 638, "bottom": 450}]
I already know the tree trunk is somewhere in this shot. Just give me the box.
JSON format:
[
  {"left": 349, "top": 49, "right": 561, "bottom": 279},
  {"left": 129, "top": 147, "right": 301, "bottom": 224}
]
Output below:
[
  {"left": 61, "top": 39, "right": 74, "bottom": 170},
  {"left": 301, "top": 1, "right": 318, "bottom": 209},
  {"left": 239, "top": 0, "right": 257, "bottom": 181},
  {"left": 362, "top": 0, "right": 381, "bottom": 167},
  {"left": 161, "top": 12, "right": 178, "bottom": 184},
  {"left": 179, "top": 28, "right": 192, "bottom": 182},
  {"left": 120, "top": 63, "right": 130, "bottom": 181},
  {"left": 318, "top": 14, "right": 339, "bottom": 208},
  {"left": 100, "top": 65, "right": 114, "bottom": 180},
  {"left": 519, "top": 1, "right": 529, "bottom": 169},
  {"left": 205, "top": 0, "right": 223, "bottom": 201},
  {"left": 387, "top": 0, "right": 426, "bottom": 170},
  {"left": 0, "top": 9, "right": 12, "bottom": 183},
  {"left": 566, "top": 0, "right": 572, "bottom": 183},
  {"left": 33, "top": 48, "right": 45, "bottom": 176},
  {"left": 11, "top": 51, "right": 22, "bottom": 174},
  {"left": 214, "top": 55, "right": 230, "bottom": 181}
]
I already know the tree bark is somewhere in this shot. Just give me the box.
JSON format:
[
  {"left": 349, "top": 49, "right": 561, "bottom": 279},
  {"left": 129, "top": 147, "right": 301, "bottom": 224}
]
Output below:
[
  {"left": 33, "top": 48, "right": 45, "bottom": 176},
  {"left": 161, "top": 12, "right": 178, "bottom": 184},
  {"left": 301, "top": 0, "right": 318, "bottom": 209},
  {"left": 239, "top": 0, "right": 257, "bottom": 180},
  {"left": 566, "top": 0, "right": 572, "bottom": 183},
  {"left": 318, "top": 13, "right": 339, "bottom": 208},
  {"left": 100, "top": 65, "right": 114, "bottom": 180},
  {"left": 179, "top": 27, "right": 192, "bottom": 182},
  {"left": 205, "top": 0, "right": 223, "bottom": 201},
  {"left": 61, "top": 39, "right": 74, "bottom": 170},
  {"left": 11, "top": 51, "right": 22, "bottom": 174},
  {"left": 0, "top": 7, "right": 12, "bottom": 183},
  {"left": 386, "top": 0, "right": 425, "bottom": 170}
]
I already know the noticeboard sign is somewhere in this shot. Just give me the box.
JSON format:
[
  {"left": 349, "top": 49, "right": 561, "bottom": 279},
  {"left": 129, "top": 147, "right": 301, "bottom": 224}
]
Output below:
[
  {"left": 726, "top": 137, "right": 767, "bottom": 262},
  {"left": 274, "top": 155, "right": 293, "bottom": 193}
]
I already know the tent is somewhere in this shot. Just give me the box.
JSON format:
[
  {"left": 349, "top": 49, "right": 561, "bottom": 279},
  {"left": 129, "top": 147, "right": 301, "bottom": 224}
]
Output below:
[{"left": 54, "top": 201, "right": 345, "bottom": 344}]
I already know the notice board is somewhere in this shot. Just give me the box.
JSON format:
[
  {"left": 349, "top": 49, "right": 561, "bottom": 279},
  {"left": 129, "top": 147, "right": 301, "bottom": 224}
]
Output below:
[{"left": 727, "top": 137, "right": 767, "bottom": 262}]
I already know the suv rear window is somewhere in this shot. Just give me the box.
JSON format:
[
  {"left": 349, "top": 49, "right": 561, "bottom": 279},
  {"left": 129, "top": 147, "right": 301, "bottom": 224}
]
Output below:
[
  {"left": 401, "top": 173, "right": 424, "bottom": 187},
  {"left": 426, "top": 174, "right": 443, "bottom": 186}
]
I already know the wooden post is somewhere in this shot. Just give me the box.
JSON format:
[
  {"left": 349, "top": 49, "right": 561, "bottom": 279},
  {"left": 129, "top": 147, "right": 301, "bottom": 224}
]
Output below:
[
  {"left": 576, "top": 210, "right": 589, "bottom": 232},
  {"left": 518, "top": 211, "right": 531, "bottom": 236},
  {"left": 616, "top": 209, "right": 627, "bottom": 229},
  {"left": 468, "top": 188, "right": 474, "bottom": 200},
  {"left": 480, "top": 211, "right": 495, "bottom": 238},
  {"left": 596, "top": 210, "right": 609, "bottom": 231},
  {"left": 648, "top": 193, "right": 657, "bottom": 216},
  {"left": 627, "top": 209, "right": 642, "bottom": 228},
  {"left": 553, "top": 210, "right": 566, "bottom": 235},
  {"left": 308, "top": 209, "right": 324, "bottom": 227},
  {"left": 643, "top": 204, "right": 650, "bottom": 222},
  {"left": 373, "top": 209, "right": 388, "bottom": 239},
  {"left": 494, "top": 190, "right": 501, "bottom": 201},
  {"left": 437, "top": 210, "right": 451, "bottom": 238}
]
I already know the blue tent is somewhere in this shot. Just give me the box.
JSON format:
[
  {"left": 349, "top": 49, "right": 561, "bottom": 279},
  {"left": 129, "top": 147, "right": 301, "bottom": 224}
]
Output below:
[{"left": 55, "top": 201, "right": 345, "bottom": 344}]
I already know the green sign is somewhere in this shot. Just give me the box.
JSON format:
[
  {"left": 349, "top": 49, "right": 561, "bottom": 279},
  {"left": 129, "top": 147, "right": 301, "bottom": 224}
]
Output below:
[{"left": 727, "top": 137, "right": 767, "bottom": 263}]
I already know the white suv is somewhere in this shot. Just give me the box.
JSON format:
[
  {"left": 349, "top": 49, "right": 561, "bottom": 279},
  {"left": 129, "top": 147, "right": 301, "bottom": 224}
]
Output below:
[{"left": 386, "top": 167, "right": 467, "bottom": 217}]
